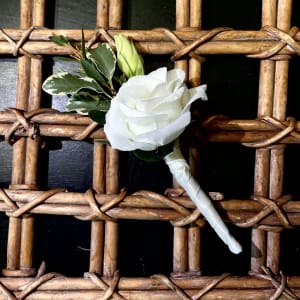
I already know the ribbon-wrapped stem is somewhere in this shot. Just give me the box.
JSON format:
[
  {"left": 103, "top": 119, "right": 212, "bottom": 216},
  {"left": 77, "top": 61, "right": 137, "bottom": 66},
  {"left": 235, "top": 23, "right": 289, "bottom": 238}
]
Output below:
[{"left": 164, "top": 141, "right": 242, "bottom": 254}]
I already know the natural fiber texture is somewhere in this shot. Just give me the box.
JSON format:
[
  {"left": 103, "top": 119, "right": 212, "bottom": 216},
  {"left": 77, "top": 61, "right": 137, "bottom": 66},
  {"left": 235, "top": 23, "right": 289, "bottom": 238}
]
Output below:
[{"left": 1, "top": 0, "right": 300, "bottom": 298}]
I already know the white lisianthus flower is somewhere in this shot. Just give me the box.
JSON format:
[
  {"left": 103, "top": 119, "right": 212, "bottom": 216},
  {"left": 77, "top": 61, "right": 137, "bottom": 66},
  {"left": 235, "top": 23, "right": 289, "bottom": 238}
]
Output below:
[
  {"left": 104, "top": 67, "right": 242, "bottom": 254},
  {"left": 104, "top": 67, "right": 207, "bottom": 151}
]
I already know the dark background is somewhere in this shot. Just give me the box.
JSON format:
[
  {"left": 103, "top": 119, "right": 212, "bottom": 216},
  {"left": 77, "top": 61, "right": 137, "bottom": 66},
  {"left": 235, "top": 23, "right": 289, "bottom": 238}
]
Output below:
[{"left": 1, "top": 0, "right": 300, "bottom": 277}]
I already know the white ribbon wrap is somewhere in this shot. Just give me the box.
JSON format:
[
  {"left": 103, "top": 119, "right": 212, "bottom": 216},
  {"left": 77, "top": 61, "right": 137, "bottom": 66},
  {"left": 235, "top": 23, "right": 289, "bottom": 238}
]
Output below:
[{"left": 164, "top": 142, "right": 242, "bottom": 254}]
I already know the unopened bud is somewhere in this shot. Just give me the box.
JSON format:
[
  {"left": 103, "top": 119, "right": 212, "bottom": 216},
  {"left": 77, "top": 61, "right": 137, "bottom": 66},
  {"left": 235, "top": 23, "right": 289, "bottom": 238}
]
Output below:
[{"left": 115, "top": 34, "right": 144, "bottom": 78}]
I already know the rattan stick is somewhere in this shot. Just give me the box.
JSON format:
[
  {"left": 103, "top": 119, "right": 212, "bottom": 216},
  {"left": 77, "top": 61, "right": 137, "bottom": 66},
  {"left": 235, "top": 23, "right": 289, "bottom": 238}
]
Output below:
[
  {"left": 2, "top": 28, "right": 300, "bottom": 42},
  {"left": 19, "top": 0, "right": 46, "bottom": 273},
  {"left": 89, "top": 143, "right": 106, "bottom": 274},
  {"left": 102, "top": 2, "right": 122, "bottom": 277},
  {"left": 0, "top": 288, "right": 292, "bottom": 299},
  {"left": 5, "top": 0, "right": 33, "bottom": 275},
  {"left": 103, "top": 147, "right": 119, "bottom": 277},
  {"left": 97, "top": 0, "right": 109, "bottom": 28},
  {"left": 250, "top": 0, "right": 277, "bottom": 273},
  {"left": 266, "top": 0, "right": 292, "bottom": 275},
  {"left": 0, "top": 275, "right": 298, "bottom": 291},
  {"left": 5, "top": 122, "right": 300, "bottom": 144},
  {"left": 109, "top": 0, "right": 122, "bottom": 29},
  {"left": 188, "top": 226, "right": 201, "bottom": 273},
  {"left": 173, "top": 227, "right": 188, "bottom": 274},
  {"left": 1, "top": 40, "right": 300, "bottom": 56},
  {"left": 172, "top": 0, "right": 190, "bottom": 275},
  {"left": 186, "top": 0, "right": 202, "bottom": 274}
]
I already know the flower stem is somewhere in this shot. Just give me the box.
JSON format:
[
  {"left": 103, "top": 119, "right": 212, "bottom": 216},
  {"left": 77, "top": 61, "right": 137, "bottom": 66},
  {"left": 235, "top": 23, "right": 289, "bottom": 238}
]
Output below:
[{"left": 164, "top": 141, "right": 242, "bottom": 254}]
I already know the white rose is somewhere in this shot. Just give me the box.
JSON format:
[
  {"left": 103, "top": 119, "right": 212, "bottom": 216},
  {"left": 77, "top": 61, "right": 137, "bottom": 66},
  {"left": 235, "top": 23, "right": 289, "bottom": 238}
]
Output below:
[{"left": 104, "top": 67, "right": 207, "bottom": 151}]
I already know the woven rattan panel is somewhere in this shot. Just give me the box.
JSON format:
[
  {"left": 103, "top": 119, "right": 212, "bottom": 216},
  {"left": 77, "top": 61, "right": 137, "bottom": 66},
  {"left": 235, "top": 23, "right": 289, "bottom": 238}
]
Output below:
[{"left": 1, "top": 0, "right": 300, "bottom": 299}]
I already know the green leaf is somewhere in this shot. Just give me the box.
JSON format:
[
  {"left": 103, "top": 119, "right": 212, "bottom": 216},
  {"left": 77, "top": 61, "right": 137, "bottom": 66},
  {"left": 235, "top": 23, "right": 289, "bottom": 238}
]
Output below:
[
  {"left": 66, "top": 92, "right": 110, "bottom": 114},
  {"left": 50, "top": 35, "right": 69, "bottom": 46},
  {"left": 81, "top": 59, "right": 105, "bottom": 83},
  {"left": 87, "top": 44, "right": 116, "bottom": 82},
  {"left": 42, "top": 72, "right": 104, "bottom": 95},
  {"left": 133, "top": 142, "right": 174, "bottom": 162},
  {"left": 89, "top": 110, "right": 107, "bottom": 125}
]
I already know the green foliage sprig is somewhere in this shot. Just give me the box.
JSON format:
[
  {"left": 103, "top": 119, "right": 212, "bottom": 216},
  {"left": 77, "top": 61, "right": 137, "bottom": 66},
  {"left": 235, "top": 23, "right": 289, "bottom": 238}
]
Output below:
[{"left": 43, "top": 31, "right": 140, "bottom": 125}]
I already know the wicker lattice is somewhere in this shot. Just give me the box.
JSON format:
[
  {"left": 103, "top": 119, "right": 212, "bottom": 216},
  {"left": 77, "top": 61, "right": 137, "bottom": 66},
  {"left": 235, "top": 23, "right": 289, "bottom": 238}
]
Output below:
[{"left": 1, "top": 0, "right": 300, "bottom": 299}]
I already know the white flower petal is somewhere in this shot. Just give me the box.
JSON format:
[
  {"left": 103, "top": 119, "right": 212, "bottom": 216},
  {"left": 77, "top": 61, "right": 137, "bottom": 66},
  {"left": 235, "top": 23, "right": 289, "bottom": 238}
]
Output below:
[{"left": 104, "top": 67, "right": 208, "bottom": 152}]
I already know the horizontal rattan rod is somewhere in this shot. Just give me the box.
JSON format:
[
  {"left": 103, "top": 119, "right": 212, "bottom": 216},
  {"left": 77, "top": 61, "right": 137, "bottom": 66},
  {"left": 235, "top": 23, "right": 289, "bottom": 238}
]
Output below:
[
  {"left": 1, "top": 28, "right": 297, "bottom": 43},
  {"left": 1, "top": 190, "right": 300, "bottom": 225},
  {"left": 3, "top": 124, "right": 298, "bottom": 144},
  {"left": 0, "top": 288, "right": 298, "bottom": 299},
  {"left": 0, "top": 124, "right": 106, "bottom": 140},
  {"left": 0, "top": 275, "right": 299, "bottom": 291},
  {"left": 0, "top": 40, "right": 297, "bottom": 56},
  {"left": 0, "top": 112, "right": 93, "bottom": 125},
  {"left": 2, "top": 114, "right": 300, "bottom": 143},
  {"left": 0, "top": 189, "right": 278, "bottom": 209},
  {"left": 1, "top": 111, "right": 299, "bottom": 130}
]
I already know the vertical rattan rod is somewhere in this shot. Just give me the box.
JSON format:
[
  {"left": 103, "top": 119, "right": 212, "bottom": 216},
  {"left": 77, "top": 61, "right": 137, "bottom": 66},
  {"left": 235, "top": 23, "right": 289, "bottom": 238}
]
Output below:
[
  {"left": 90, "top": 142, "right": 106, "bottom": 274},
  {"left": 172, "top": 0, "right": 190, "bottom": 275},
  {"left": 97, "top": 0, "right": 109, "bottom": 29},
  {"left": 250, "top": 0, "right": 277, "bottom": 274},
  {"left": 109, "top": 0, "right": 123, "bottom": 29},
  {"left": 103, "top": 147, "right": 119, "bottom": 277},
  {"left": 19, "top": 0, "right": 46, "bottom": 273},
  {"left": 267, "top": 0, "right": 292, "bottom": 275},
  {"left": 187, "top": 0, "right": 202, "bottom": 274},
  {"left": 5, "top": 0, "right": 33, "bottom": 275},
  {"left": 102, "top": 0, "right": 122, "bottom": 277},
  {"left": 88, "top": 0, "right": 110, "bottom": 275}
]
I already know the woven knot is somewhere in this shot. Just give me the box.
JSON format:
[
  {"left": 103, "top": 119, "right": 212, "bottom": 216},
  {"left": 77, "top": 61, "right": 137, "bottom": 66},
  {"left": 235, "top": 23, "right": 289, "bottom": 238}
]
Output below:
[
  {"left": 85, "top": 27, "right": 116, "bottom": 49},
  {"left": 0, "top": 188, "right": 65, "bottom": 218},
  {"left": 76, "top": 188, "right": 127, "bottom": 221},
  {"left": 155, "top": 27, "right": 232, "bottom": 62},
  {"left": 151, "top": 273, "right": 230, "bottom": 300},
  {"left": 4, "top": 108, "right": 58, "bottom": 145},
  {"left": 0, "top": 26, "right": 42, "bottom": 58},
  {"left": 71, "top": 120, "right": 100, "bottom": 140},
  {"left": 243, "top": 116, "right": 300, "bottom": 148},
  {"left": 236, "top": 194, "right": 292, "bottom": 229},
  {"left": 248, "top": 25, "right": 300, "bottom": 60},
  {"left": 0, "top": 262, "right": 63, "bottom": 300},
  {"left": 134, "top": 190, "right": 205, "bottom": 227},
  {"left": 249, "top": 266, "right": 298, "bottom": 300},
  {"left": 84, "top": 271, "right": 125, "bottom": 300}
]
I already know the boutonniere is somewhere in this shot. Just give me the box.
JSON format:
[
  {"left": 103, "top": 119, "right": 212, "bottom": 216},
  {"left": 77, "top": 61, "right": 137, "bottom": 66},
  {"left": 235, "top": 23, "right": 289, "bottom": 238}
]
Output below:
[{"left": 43, "top": 32, "right": 242, "bottom": 254}]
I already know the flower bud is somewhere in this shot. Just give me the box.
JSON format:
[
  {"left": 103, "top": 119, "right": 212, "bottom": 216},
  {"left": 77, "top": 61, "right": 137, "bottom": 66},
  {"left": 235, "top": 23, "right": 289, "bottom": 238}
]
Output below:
[{"left": 114, "top": 34, "right": 144, "bottom": 78}]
